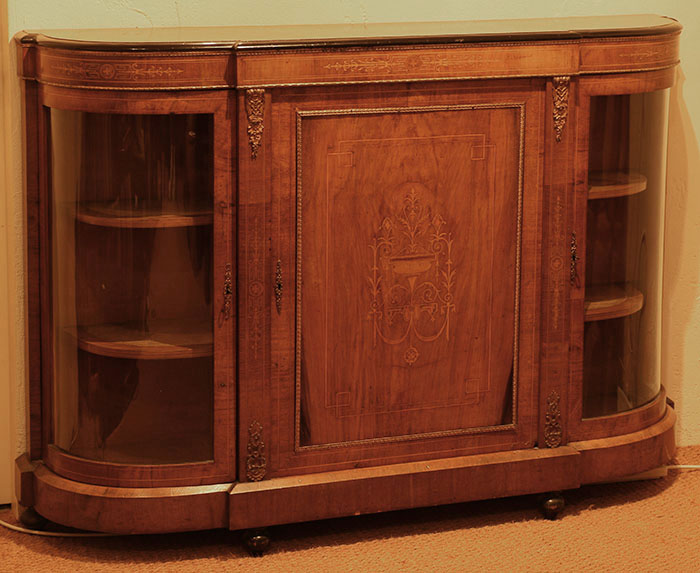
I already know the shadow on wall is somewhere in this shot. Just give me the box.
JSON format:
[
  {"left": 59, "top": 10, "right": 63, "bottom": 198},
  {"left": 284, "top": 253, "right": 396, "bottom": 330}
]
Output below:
[{"left": 663, "top": 66, "right": 700, "bottom": 445}]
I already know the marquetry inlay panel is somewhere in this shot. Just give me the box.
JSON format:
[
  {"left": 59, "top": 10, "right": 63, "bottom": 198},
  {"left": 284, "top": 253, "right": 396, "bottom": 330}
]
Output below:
[
  {"left": 579, "top": 34, "right": 680, "bottom": 73},
  {"left": 369, "top": 185, "right": 455, "bottom": 367},
  {"left": 235, "top": 34, "right": 678, "bottom": 88},
  {"left": 34, "top": 48, "right": 232, "bottom": 90},
  {"left": 295, "top": 102, "right": 525, "bottom": 449},
  {"left": 236, "top": 44, "right": 578, "bottom": 87}
]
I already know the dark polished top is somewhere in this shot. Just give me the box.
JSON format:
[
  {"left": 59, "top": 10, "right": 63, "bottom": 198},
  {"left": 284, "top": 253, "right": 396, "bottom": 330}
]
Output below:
[{"left": 19, "top": 14, "right": 681, "bottom": 52}]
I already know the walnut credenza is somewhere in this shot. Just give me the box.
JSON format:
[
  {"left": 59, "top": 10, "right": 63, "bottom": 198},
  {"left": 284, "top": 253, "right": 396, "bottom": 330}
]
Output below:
[{"left": 14, "top": 15, "right": 680, "bottom": 553}]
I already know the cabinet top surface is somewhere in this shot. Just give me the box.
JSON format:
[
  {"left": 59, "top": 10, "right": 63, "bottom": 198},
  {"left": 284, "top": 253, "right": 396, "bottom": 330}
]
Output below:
[{"left": 20, "top": 14, "right": 680, "bottom": 51}]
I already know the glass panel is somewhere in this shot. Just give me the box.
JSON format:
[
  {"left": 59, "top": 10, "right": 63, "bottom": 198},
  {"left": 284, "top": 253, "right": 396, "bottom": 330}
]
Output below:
[
  {"left": 583, "top": 90, "right": 669, "bottom": 418},
  {"left": 50, "top": 110, "right": 214, "bottom": 463}
]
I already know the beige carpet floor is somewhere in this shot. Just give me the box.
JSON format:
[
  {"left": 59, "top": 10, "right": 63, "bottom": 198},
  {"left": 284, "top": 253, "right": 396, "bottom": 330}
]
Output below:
[{"left": 2, "top": 446, "right": 700, "bottom": 572}]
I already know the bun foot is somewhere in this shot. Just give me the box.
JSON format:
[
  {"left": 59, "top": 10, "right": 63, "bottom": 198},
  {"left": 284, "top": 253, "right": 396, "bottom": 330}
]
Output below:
[
  {"left": 540, "top": 492, "right": 565, "bottom": 520},
  {"left": 244, "top": 528, "right": 271, "bottom": 556},
  {"left": 19, "top": 507, "right": 48, "bottom": 530}
]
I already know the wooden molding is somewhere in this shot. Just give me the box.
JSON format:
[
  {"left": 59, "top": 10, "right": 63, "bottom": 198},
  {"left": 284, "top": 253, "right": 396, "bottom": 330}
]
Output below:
[
  {"left": 17, "top": 406, "right": 676, "bottom": 533},
  {"left": 571, "top": 407, "right": 676, "bottom": 483},
  {"left": 32, "top": 463, "right": 232, "bottom": 534},
  {"left": 230, "top": 447, "right": 582, "bottom": 529},
  {"left": 15, "top": 19, "right": 681, "bottom": 90},
  {"left": 14, "top": 454, "right": 36, "bottom": 507},
  {"left": 230, "top": 406, "right": 675, "bottom": 529}
]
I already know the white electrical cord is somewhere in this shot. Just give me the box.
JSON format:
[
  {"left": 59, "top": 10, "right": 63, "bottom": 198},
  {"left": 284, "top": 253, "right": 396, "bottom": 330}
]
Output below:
[
  {"left": 0, "top": 517, "right": 118, "bottom": 538},
  {"left": 667, "top": 465, "right": 700, "bottom": 470}
]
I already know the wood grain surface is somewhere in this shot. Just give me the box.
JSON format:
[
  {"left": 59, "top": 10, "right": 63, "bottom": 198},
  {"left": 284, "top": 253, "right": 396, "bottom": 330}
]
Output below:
[
  {"left": 14, "top": 17, "right": 679, "bottom": 535},
  {"left": 70, "top": 320, "right": 213, "bottom": 360},
  {"left": 32, "top": 463, "right": 231, "bottom": 533},
  {"left": 240, "top": 80, "right": 543, "bottom": 480},
  {"left": 588, "top": 171, "right": 647, "bottom": 200},
  {"left": 584, "top": 283, "right": 644, "bottom": 322},
  {"left": 76, "top": 201, "right": 213, "bottom": 228},
  {"left": 298, "top": 103, "right": 520, "bottom": 447}
]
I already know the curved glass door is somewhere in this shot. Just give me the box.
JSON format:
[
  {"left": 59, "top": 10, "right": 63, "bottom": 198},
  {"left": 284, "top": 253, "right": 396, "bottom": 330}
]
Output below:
[
  {"left": 583, "top": 90, "right": 669, "bottom": 418},
  {"left": 50, "top": 110, "right": 214, "bottom": 464}
]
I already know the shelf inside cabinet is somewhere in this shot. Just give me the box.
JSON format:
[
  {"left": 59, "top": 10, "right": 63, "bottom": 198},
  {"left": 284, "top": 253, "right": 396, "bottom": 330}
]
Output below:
[
  {"left": 76, "top": 202, "right": 213, "bottom": 228},
  {"left": 588, "top": 171, "right": 647, "bottom": 200},
  {"left": 67, "top": 434, "right": 212, "bottom": 465},
  {"left": 584, "top": 283, "right": 644, "bottom": 322},
  {"left": 69, "top": 319, "right": 213, "bottom": 360}
]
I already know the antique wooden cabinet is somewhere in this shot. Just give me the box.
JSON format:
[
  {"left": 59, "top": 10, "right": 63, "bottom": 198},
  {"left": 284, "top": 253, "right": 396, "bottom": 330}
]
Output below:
[{"left": 14, "top": 15, "right": 680, "bottom": 552}]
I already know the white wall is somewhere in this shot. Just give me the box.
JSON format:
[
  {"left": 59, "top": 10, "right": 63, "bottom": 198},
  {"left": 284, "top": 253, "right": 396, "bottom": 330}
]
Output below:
[
  {"left": 3, "top": 2, "right": 700, "bottom": 490},
  {"left": 1, "top": 0, "right": 17, "bottom": 505}
]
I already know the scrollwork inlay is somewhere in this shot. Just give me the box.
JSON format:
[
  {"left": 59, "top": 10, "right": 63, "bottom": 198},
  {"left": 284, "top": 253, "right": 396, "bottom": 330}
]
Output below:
[
  {"left": 50, "top": 60, "right": 185, "bottom": 81},
  {"left": 323, "top": 55, "right": 453, "bottom": 74},
  {"left": 369, "top": 185, "right": 455, "bottom": 366}
]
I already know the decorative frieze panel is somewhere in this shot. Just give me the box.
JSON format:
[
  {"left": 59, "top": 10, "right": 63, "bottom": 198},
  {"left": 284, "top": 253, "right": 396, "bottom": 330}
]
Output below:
[{"left": 35, "top": 48, "right": 231, "bottom": 89}]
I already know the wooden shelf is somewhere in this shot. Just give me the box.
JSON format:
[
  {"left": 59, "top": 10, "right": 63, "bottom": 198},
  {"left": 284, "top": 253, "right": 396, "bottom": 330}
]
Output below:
[
  {"left": 77, "top": 202, "right": 212, "bottom": 228},
  {"left": 588, "top": 171, "right": 647, "bottom": 200},
  {"left": 67, "top": 435, "right": 213, "bottom": 465},
  {"left": 584, "top": 284, "right": 644, "bottom": 322},
  {"left": 69, "top": 319, "right": 213, "bottom": 359}
]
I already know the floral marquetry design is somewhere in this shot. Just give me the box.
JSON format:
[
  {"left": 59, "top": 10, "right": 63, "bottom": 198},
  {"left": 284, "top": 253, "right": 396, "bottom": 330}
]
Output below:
[
  {"left": 369, "top": 185, "right": 455, "bottom": 366},
  {"left": 50, "top": 60, "right": 186, "bottom": 81},
  {"left": 403, "top": 346, "right": 420, "bottom": 365}
]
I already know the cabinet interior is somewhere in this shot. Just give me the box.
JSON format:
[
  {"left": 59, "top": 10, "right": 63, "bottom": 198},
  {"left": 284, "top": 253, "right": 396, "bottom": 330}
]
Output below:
[
  {"left": 583, "top": 91, "right": 668, "bottom": 418},
  {"left": 50, "top": 110, "right": 215, "bottom": 463}
]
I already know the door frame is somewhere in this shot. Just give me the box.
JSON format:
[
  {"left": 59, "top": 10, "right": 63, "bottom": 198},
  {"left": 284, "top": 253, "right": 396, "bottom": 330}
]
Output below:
[{"left": 238, "top": 79, "right": 546, "bottom": 480}]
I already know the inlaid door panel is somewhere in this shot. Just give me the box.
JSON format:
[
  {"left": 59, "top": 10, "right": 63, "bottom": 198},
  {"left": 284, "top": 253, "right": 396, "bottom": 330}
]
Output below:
[
  {"left": 299, "top": 105, "right": 521, "bottom": 447},
  {"left": 239, "top": 81, "right": 543, "bottom": 478}
]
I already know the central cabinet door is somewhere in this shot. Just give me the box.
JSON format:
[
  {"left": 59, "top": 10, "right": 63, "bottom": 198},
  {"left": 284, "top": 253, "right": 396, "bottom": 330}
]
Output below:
[{"left": 240, "top": 81, "right": 544, "bottom": 478}]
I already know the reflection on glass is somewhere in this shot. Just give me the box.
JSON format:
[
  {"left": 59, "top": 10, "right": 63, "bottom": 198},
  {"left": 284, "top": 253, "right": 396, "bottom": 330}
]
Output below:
[
  {"left": 583, "top": 90, "right": 669, "bottom": 418},
  {"left": 51, "top": 110, "right": 214, "bottom": 463}
]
